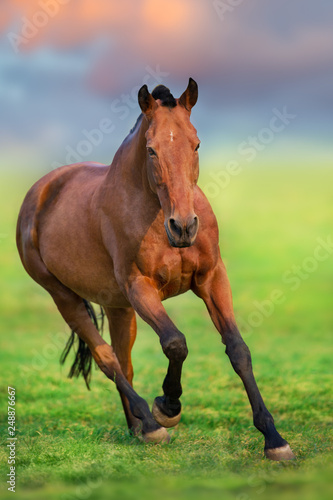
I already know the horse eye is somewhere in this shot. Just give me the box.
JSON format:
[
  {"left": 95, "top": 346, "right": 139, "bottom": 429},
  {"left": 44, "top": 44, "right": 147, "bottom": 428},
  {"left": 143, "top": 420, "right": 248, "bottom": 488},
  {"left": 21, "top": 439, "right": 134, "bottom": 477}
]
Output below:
[
  {"left": 195, "top": 143, "right": 200, "bottom": 152},
  {"left": 147, "top": 147, "right": 157, "bottom": 157}
]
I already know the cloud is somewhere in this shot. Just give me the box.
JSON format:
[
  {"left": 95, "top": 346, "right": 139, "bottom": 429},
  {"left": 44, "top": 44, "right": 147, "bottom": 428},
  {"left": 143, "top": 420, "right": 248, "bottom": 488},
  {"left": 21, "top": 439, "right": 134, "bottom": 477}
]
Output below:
[
  {"left": 4, "top": 0, "right": 333, "bottom": 95},
  {"left": 1, "top": 0, "right": 332, "bottom": 160}
]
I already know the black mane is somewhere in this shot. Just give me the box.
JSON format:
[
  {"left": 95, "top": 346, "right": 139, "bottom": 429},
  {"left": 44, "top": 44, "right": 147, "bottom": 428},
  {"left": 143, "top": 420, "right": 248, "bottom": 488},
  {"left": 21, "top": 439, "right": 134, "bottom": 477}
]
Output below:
[
  {"left": 152, "top": 85, "right": 177, "bottom": 108},
  {"left": 129, "top": 114, "right": 143, "bottom": 134}
]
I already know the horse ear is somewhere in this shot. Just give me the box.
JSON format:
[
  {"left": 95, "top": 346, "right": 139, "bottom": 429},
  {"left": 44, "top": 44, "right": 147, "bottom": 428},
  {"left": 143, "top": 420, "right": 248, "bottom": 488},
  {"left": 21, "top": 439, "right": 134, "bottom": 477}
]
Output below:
[
  {"left": 138, "top": 85, "right": 157, "bottom": 116},
  {"left": 179, "top": 78, "right": 198, "bottom": 112}
]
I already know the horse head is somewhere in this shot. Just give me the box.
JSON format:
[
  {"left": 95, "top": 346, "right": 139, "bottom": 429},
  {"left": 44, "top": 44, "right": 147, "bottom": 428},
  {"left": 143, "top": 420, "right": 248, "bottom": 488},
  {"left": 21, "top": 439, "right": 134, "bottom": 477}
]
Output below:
[{"left": 138, "top": 78, "right": 200, "bottom": 248}]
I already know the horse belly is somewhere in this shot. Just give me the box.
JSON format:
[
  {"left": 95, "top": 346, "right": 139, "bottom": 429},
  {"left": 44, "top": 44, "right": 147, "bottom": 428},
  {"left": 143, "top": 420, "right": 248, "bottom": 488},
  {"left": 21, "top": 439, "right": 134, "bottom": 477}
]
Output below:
[
  {"left": 41, "top": 239, "right": 129, "bottom": 307},
  {"left": 39, "top": 219, "right": 129, "bottom": 308}
]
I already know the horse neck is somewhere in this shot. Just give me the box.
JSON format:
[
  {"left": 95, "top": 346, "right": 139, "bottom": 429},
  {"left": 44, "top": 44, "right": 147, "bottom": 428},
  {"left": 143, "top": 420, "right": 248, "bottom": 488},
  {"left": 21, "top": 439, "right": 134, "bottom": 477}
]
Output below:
[{"left": 104, "top": 115, "right": 154, "bottom": 199}]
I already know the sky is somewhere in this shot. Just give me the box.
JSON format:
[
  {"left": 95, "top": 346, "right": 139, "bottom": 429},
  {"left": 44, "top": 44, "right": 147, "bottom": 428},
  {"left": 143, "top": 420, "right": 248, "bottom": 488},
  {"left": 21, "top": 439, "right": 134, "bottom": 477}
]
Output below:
[{"left": 0, "top": 0, "right": 332, "bottom": 171}]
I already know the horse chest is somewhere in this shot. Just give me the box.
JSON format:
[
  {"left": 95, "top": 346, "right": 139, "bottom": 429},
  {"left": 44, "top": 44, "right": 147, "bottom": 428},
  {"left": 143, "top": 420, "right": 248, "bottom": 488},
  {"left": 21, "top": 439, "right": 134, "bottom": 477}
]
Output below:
[{"left": 152, "top": 251, "right": 196, "bottom": 299}]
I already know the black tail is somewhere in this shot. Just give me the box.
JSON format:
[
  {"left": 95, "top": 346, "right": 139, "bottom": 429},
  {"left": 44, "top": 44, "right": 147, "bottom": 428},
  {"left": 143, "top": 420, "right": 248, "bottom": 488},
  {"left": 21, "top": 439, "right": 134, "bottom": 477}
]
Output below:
[{"left": 60, "top": 300, "right": 105, "bottom": 390}]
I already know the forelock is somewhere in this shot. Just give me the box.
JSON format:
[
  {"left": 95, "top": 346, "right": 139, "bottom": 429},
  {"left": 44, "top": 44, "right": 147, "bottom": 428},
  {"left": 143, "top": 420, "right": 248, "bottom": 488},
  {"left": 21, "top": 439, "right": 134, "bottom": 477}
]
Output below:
[{"left": 151, "top": 85, "right": 177, "bottom": 108}]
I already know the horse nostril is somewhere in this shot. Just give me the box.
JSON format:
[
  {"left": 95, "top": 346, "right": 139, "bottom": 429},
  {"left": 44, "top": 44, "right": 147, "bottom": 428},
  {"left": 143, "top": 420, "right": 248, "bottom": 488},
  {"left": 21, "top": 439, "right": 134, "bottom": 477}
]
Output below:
[
  {"left": 186, "top": 216, "right": 198, "bottom": 238},
  {"left": 168, "top": 218, "right": 183, "bottom": 238}
]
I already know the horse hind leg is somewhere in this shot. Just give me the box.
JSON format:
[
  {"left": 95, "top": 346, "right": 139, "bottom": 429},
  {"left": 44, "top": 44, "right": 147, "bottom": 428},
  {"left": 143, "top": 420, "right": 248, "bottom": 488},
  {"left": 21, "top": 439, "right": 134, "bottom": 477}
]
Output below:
[
  {"left": 46, "top": 285, "right": 169, "bottom": 443},
  {"left": 54, "top": 294, "right": 170, "bottom": 442},
  {"left": 18, "top": 247, "right": 169, "bottom": 443},
  {"left": 60, "top": 299, "right": 104, "bottom": 389},
  {"left": 105, "top": 306, "right": 141, "bottom": 435}
]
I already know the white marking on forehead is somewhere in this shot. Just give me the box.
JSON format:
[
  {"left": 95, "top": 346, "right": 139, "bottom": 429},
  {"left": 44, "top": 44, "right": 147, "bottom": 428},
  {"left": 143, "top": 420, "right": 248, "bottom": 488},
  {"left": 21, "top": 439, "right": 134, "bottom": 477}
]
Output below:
[{"left": 169, "top": 130, "right": 174, "bottom": 142}]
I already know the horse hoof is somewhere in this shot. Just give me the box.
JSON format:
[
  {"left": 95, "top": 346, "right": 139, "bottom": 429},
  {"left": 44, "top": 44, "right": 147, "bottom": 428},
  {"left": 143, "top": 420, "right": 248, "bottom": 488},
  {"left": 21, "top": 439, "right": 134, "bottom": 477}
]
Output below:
[
  {"left": 142, "top": 427, "right": 171, "bottom": 444},
  {"left": 152, "top": 399, "right": 181, "bottom": 428},
  {"left": 265, "top": 444, "right": 296, "bottom": 461}
]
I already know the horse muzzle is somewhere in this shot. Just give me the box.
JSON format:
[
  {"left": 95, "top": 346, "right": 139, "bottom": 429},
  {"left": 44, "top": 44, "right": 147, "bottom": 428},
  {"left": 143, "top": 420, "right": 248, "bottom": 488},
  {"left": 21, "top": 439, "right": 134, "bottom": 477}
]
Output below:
[{"left": 165, "top": 215, "right": 199, "bottom": 248}]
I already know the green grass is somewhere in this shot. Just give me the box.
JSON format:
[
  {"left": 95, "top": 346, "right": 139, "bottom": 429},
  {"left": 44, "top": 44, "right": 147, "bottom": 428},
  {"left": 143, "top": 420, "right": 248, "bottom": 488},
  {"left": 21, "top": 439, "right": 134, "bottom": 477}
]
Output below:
[{"left": 0, "top": 165, "right": 332, "bottom": 499}]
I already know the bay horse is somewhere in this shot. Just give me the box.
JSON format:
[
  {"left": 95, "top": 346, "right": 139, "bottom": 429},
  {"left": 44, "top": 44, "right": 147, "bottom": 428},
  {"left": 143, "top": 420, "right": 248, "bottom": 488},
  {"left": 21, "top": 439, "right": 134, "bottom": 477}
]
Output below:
[{"left": 16, "top": 79, "right": 294, "bottom": 460}]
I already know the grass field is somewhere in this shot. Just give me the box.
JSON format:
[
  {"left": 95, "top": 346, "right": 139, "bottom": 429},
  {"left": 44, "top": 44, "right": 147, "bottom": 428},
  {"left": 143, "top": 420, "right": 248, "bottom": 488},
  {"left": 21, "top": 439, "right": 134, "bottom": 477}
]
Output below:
[{"left": 0, "top": 165, "right": 332, "bottom": 499}]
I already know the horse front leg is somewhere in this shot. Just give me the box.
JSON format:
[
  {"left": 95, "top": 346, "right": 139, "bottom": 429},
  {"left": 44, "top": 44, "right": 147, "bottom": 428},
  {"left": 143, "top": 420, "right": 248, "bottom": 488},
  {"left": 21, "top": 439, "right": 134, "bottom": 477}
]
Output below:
[
  {"left": 193, "top": 259, "right": 295, "bottom": 461},
  {"left": 127, "top": 277, "right": 188, "bottom": 428}
]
